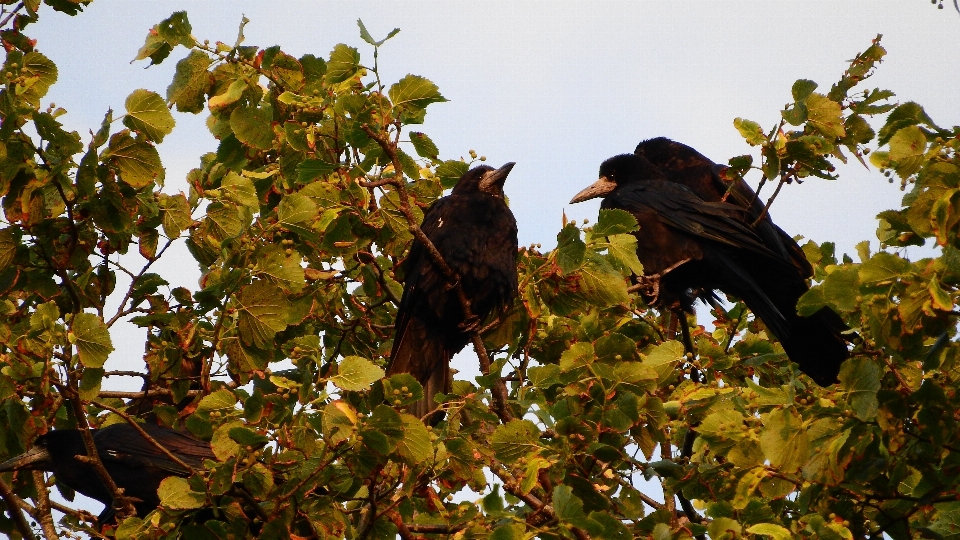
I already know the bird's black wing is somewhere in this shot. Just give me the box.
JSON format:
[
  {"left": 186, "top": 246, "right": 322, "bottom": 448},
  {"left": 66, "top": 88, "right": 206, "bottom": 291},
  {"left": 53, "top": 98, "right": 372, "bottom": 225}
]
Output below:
[
  {"left": 636, "top": 137, "right": 812, "bottom": 278},
  {"left": 607, "top": 180, "right": 781, "bottom": 259},
  {"left": 96, "top": 424, "right": 214, "bottom": 476}
]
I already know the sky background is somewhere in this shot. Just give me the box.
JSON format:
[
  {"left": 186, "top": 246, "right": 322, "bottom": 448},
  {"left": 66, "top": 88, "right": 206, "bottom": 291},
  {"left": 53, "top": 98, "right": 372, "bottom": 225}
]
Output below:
[{"left": 17, "top": 0, "right": 960, "bottom": 522}]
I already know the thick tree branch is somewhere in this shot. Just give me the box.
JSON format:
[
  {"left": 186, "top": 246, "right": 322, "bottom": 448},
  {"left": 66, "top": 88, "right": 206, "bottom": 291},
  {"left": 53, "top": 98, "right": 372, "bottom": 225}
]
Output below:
[{"left": 31, "top": 471, "right": 58, "bottom": 540}]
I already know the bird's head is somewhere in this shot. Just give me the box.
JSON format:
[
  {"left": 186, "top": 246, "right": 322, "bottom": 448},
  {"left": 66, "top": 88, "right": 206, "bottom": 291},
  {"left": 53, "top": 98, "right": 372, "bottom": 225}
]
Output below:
[
  {"left": 0, "top": 431, "right": 72, "bottom": 472},
  {"left": 569, "top": 154, "right": 664, "bottom": 203},
  {"left": 452, "top": 162, "right": 515, "bottom": 198}
]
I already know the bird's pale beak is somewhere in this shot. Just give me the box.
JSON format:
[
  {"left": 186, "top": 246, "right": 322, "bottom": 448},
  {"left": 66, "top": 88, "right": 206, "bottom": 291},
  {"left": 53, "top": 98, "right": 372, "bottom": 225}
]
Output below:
[
  {"left": 479, "top": 162, "right": 515, "bottom": 192},
  {"left": 0, "top": 446, "right": 53, "bottom": 472},
  {"left": 569, "top": 176, "right": 617, "bottom": 203}
]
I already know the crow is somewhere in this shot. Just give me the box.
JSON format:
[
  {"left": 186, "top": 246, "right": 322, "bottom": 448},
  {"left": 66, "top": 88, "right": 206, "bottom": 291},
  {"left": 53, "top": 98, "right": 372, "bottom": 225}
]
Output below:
[
  {"left": 387, "top": 163, "right": 518, "bottom": 420},
  {"left": 0, "top": 423, "right": 214, "bottom": 524},
  {"left": 570, "top": 149, "right": 849, "bottom": 385}
]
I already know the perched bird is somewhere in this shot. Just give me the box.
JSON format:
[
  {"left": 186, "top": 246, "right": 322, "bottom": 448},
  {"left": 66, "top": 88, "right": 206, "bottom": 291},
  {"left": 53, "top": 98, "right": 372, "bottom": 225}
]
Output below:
[
  {"left": 0, "top": 423, "right": 214, "bottom": 524},
  {"left": 387, "top": 163, "right": 519, "bottom": 420},
  {"left": 570, "top": 146, "right": 849, "bottom": 385}
]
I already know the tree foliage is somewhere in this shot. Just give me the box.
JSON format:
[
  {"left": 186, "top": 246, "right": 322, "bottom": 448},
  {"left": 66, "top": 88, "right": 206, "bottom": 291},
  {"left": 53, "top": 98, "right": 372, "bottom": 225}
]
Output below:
[{"left": 0, "top": 3, "right": 959, "bottom": 540}]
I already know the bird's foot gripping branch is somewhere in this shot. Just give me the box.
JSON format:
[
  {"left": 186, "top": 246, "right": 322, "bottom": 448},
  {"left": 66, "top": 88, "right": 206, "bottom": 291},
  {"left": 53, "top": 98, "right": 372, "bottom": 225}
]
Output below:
[{"left": 2, "top": 5, "right": 960, "bottom": 540}]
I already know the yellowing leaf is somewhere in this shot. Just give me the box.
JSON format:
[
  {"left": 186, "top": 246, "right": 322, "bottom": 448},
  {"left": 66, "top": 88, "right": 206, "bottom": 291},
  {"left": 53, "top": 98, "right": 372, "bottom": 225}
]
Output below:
[{"left": 157, "top": 477, "right": 205, "bottom": 509}]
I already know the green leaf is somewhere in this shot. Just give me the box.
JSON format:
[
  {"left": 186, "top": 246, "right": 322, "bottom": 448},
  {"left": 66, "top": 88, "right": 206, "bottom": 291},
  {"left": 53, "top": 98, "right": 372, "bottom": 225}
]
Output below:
[
  {"left": 760, "top": 407, "right": 808, "bottom": 473},
  {"left": 278, "top": 193, "right": 318, "bottom": 225},
  {"left": 792, "top": 79, "right": 818, "bottom": 102},
  {"left": 357, "top": 19, "right": 400, "bottom": 47},
  {"left": 397, "top": 413, "right": 432, "bottom": 464},
  {"left": 859, "top": 252, "right": 909, "bottom": 284},
  {"left": 20, "top": 52, "right": 57, "bottom": 106},
  {"left": 257, "top": 244, "right": 306, "bottom": 293},
  {"left": 642, "top": 340, "right": 684, "bottom": 385},
  {"left": 155, "top": 11, "right": 194, "bottom": 47},
  {"left": 228, "top": 427, "right": 269, "bottom": 447},
  {"left": 435, "top": 160, "right": 468, "bottom": 190},
  {"left": 296, "top": 159, "right": 337, "bottom": 184},
  {"left": 552, "top": 484, "right": 588, "bottom": 524},
  {"left": 805, "top": 93, "right": 845, "bottom": 138},
  {"left": 103, "top": 131, "right": 164, "bottom": 189},
  {"left": 220, "top": 172, "right": 259, "bottom": 209},
  {"left": 746, "top": 523, "right": 793, "bottom": 540},
  {"left": 331, "top": 356, "right": 384, "bottom": 391},
  {"left": 208, "top": 78, "right": 248, "bottom": 111},
  {"left": 167, "top": 50, "right": 212, "bottom": 114},
  {"left": 733, "top": 467, "right": 766, "bottom": 510},
  {"left": 159, "top": 193, "right": 192, "bottom": 239},
  {"left": 577, "top": 254, "right": 629, "bottom": 307},
  {"left": 0, "top": 228, "right": 17, "bottom": 269},
  {"left": 592, "top": 208, "right": 639, "bottom": 236},
  {"left": 839, "top": 358, "right": 880, "bottom": 421},
  {"left": 230, "top": 104, "right": 274, "bottom": 151},
  {"left": 388, "top": 74, "right": 447, "bottom": 112},
  {"left": 556, "top": 223, "right": 586, "bottom": 274},
  {"left": 197, "top": 389, "right": 237, "bottom": 412},
  {"left": 78, "top": 368, "right": 104, "bottom": 401},
  {"left": 887, "top": 125, "right": 927, "bottom": 178},
  {"left": 72, "top": 313, "right": 113, "bottom": 368},
  {"left": 409, "top": 131, "right": 439, "bottom": 160},
  {"left": 734, "top": 117, "right": 766, "bottom": 146},
  {"left": 560, "top": 342, "right": 595, "bottom": 372},
  {"left": 604, "top": 234, "right": 644, "bottom": 275},
  {"left": 157, "top": 477, "right": 205, "bottom": 510},
  {"left": 491, "top": 420, "right": 542, "bottom": 463},
  {"left": 325, "top": 44, "right": 360, "bottom": 83},
  {"left": 323, "top": 401, "right": 357, "bottom": 445},
  {"left": 236, "top": 281, "right": 291, "bottom": 348},
  {"left": 123, "top": 89, "right": 176, "bottom": 143},
  {"left": 210, "top": 420, "right": 242, "bottom": 460},
  {"left": 708, "top": 517, "right": 743, "bottom": 540}
]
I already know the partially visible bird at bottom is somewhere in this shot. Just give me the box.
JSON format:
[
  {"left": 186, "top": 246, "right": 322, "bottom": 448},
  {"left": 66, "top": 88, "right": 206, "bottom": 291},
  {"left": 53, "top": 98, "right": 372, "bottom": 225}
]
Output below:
[
  {"left": 0, "top": 423, "right": 214, "bottom": 525},
  {"left": 570, "top": 145, "right": 849, "bottom": 385},
  {"left": 387, "top": 162, "right": 519, "bottom": 421}
]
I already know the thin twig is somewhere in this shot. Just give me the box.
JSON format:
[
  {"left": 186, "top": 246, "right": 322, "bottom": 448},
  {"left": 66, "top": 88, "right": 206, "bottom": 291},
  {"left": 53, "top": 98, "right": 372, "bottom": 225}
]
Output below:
[{"left": 751, "top": 176, "right": 787, "bottom": 227}]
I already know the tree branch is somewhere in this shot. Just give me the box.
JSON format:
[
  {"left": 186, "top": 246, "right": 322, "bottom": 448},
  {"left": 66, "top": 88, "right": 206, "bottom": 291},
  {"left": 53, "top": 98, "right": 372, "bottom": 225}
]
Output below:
[
  {"left": 0, "top": 476, "right": 37, "bottom": 540},
  {"left": 31, "top": 471, "right": 58, "bottom": 540}
]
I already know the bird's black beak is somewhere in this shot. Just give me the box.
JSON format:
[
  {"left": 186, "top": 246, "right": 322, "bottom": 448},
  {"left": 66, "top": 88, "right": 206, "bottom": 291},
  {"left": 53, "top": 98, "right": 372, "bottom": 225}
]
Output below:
[
  {"left": 479, "top": 162, "right": 515, "bottom": 193},
  {"left": 570, "top": 176, "right": 617, "bottom": 203},
  {"left": 0, "top": 446, "right": 53, "bottom": 472}
]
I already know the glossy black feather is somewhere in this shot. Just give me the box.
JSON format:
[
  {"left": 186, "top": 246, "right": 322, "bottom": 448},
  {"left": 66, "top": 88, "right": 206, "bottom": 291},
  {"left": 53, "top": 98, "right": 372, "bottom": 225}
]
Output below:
[
  {"left": 388, "top": 164, "right": 518, "bottom": 419},
  {"left": 0, "top": 423, "right": 214, "bottom": 523},
  {"left": 572, "top": 145, "right": 850, "bottom": 385}
]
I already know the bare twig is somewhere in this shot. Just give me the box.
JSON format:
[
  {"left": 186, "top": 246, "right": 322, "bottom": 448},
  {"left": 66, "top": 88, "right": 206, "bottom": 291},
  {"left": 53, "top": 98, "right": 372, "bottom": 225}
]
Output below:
[
  {"left": 751, "top": 176, "right": 787, "bottom": 227},
  {"left": 0, "top": 476, "right": 37, "bottom": 540}
]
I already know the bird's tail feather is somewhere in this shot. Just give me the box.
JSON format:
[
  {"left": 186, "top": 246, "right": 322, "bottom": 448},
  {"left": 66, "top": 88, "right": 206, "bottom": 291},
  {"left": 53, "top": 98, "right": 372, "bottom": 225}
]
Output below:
[
  {"left": 778, "top": 307, "right": 850, "bottom": 386},
  {"left": 387, "top": 318, "right": 451, "bottom": 423}
]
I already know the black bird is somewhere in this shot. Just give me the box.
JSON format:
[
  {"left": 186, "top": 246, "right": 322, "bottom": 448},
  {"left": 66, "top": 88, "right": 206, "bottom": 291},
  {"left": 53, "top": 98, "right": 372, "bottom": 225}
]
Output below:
[
  {"left": 570, "top": 147, "right": 849, "bottom": 385},
  {"left": 387, "top": 163, "right": 519, "bottom": 419},
  {"left": 0, "top": 423, "right": 214, "bottom": 524}
]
